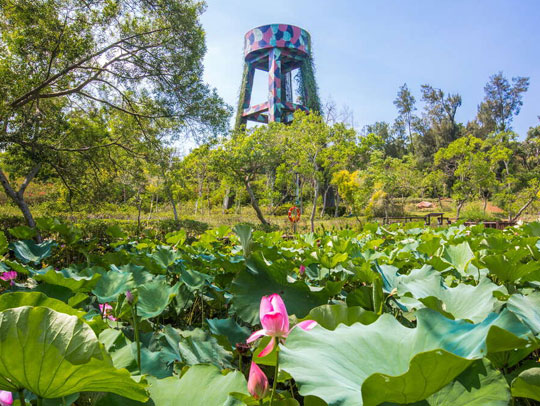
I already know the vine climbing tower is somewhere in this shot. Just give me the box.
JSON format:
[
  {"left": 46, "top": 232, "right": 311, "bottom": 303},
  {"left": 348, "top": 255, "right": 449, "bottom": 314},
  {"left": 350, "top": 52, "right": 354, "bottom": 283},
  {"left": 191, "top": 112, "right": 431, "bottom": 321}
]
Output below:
[{"left": 235, "top": 24, "right": 321, "bottom": 128}]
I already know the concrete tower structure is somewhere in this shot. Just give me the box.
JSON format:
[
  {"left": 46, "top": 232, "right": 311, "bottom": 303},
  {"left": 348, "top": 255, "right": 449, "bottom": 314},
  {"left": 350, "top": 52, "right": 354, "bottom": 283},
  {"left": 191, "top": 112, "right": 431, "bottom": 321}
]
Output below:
[{"left": 235, "top": 24, "right": 320, "bottom": 127}]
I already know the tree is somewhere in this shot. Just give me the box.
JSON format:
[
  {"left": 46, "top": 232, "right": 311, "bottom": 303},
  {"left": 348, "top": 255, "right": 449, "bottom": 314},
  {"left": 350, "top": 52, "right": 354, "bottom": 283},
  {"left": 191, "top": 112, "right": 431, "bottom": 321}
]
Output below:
[
  {"left": 420, "top": 84, "right": 462, "bottom": 147},
  {"left": 213, "top": 125, "right": 285, "bottom": 226},
  {"left": 435, "top": 135, "right": 511, "bottom": 219},
  {"left": 393, "top": 84, "right": 418, "bottom": 154},
  {"left": 495, "top": 124, "right": 540, "bottom": 221},
  {"left": 477, "top": 72, "right": 529, "bottom": 133},
  {"left": 286, "top": 112, "right": 331, "bottom": 232},
  {"left": 0, "top": 0, "right": 230, "bottom": 234},
  {"left": 362, "top": 122, "right": 406, "bottom": 158}
]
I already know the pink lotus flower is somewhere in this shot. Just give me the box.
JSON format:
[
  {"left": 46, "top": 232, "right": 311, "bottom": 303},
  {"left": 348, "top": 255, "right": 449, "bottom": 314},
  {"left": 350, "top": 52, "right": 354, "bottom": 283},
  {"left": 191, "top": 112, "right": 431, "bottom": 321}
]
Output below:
[
  {"left": 299, "top": 265, "right": 306, "bottom": 276},
  {"left": 247, "top": 294, "right": 317, "bottom": 357},
  {"left": 0, "top": 271, "right": 17, "bottom": 286},
  {"left": 99, "top": 303, "right": 117, "bottom": 321},
  {"left": 0, "top": 391, "right": 13, "bottom": 406},
  {"left": 247, "top": 362, "right": 269, "bottom": 400}
]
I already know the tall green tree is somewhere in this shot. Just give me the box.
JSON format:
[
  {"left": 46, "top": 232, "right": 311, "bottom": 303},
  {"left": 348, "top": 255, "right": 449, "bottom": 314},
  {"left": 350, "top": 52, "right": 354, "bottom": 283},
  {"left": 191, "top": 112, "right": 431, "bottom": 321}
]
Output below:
[
  {"left": 393, "top": 83, "right": 418, "bottom": 154},
  {"left": 0, "top": 0, "right": 229, "bottom": 233},
  {"left": 213, "top": 125, "right": 285, "bottom": 226},
  {"left": 476, "top": 72, "right": 529, "bottom": 134},
  {"left": 420, "top": 84, "right": 463, "bottom": 150}
]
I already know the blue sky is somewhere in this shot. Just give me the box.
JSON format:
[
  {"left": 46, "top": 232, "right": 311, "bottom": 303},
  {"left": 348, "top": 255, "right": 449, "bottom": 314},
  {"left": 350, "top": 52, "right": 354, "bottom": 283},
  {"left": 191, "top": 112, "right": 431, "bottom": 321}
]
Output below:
[{"left": 200, "top": 0, "right": 540, "bottom": 137}]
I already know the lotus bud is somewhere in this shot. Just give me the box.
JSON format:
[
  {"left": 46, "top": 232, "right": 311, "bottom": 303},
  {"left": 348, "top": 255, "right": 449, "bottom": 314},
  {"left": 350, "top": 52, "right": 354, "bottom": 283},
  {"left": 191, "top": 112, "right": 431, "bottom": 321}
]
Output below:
[
  {"left": 126, "top": 290, "right": 134, "bottom": 304},
  {"left": 248, "top": 362, "right": 269, "bottom": 400}
]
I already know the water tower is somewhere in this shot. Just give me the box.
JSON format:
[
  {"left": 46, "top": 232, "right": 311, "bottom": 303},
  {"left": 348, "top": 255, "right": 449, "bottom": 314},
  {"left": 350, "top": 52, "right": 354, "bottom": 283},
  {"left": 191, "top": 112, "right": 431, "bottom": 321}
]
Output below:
[{"left": 235, "top": 24, "right": 321, "bottom": 128}]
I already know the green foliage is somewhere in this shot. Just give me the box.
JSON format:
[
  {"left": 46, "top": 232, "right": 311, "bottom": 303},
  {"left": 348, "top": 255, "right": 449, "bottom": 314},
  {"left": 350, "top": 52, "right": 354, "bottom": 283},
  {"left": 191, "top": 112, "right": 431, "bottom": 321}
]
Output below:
[
  {"left": 0, "top": 306, "right": 148, "bottom": 401},
  {"left": 147, "top": 364, "right": 248, "bottom": 406},
  {"left": 280, "top": 309, "right": 531, "bottom": 406},
  {"left": 0, "top": 219, "right": 539, "bottom": 404}
]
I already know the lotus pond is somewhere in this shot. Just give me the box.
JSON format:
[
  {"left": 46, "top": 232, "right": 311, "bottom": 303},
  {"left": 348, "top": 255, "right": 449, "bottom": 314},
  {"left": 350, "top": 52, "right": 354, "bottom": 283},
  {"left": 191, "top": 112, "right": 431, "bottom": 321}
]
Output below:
[{"left": 0, "top": 220, "right": 540, "bottom": 406}]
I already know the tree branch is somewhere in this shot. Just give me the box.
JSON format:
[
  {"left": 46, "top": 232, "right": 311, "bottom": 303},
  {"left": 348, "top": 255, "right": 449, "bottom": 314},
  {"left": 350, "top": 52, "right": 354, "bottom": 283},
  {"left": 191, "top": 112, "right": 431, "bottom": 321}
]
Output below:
[
  {"left": 18, "top": 163, "right": 42, "bottom": 197},
  {"left": 10, "top": 27, "right": 169, "bottom": 108}
]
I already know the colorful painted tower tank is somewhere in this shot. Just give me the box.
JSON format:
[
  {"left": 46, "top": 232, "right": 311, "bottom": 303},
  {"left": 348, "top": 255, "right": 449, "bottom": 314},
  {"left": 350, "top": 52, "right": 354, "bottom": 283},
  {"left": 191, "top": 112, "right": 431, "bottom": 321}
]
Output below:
[{"left": 235, "top": 24, "right": 321, "bottom": 127}]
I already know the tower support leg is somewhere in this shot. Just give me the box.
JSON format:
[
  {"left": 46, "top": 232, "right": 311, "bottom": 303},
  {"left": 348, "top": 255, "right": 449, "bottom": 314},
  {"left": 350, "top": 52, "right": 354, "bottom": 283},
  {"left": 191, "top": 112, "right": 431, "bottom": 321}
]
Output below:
[
  {"left": 268, "top": 48, "right": 283, "bottom": 123},
  {"left": 235, "top": 62, "right": 256, "bottom": 128}
]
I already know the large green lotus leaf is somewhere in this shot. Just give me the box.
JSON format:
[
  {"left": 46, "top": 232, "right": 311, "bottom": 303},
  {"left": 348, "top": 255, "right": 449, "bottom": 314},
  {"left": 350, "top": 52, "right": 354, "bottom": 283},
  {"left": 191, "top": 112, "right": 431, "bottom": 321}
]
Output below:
[
  {"left": 421, "top": 359, "right": 510, "bottom": 405},
  {"left": 0, "top": 291, "right": 84, "bottom": 316},
  {"left": 99, "top": 329, "right": 137, "bottom": 371},
  {"left": 9, "top": 240, "right": 56, "bottom": 264},
  {"left": 523, "top": 221, "right": 540, "bottom": 237},
  {"left": 180, "top": 268, "right": 213, "bottom": 291},
  {"left": 30, "top": 267, "right": 102, "bottom": 292},
  {"left": 94, "top": 393, "right": 148, "bottom": 406},
  {"left": 231, "top": 254, "right": 329, "bottom": 323},
  {"left": 397, "top": 274, "right": 505, "bottom": 323},
  {"left": 374, "top": 263, "right": 401, "bottom": 294},
  {"left": 151, "top": 246, "right": 182, "bottom": 271},
  {"left": 511, "top": 367, "right": 540, "bottom": 401},
  {"left": 147, "top": 364, "right": 247, "bottom": 406},
  {"left": 112, "top": 264, "right": 154, "bottom": 286},
  {"left": 233, "top": 224, "right": 253, "bottom": 257},
  {"left": 92, "top": 269, "right": 134, "bottom": 303},
  {"left": 207, "top": 317, "right": 251, "bottom": 348},
  {"left": 135, "top": 345, "right": 174, "bottom": 379},
  {"left": 137, "top": 280, "right": 179, "bottom": 319},
  {"left": 383, "top": 360, "right": 510, "bottom": 405},
  {"left": 0, "top": 291, "right": 106, "bottom": 332},
  {"left": 0, "top": 306, "right": 148, "bottom": 401},
  {"left": 439, "top": 242, "right": 475, "bottom": 276},
  {"left": 481, "top": 251, "right": 540, "bottom": 283},
  {"left": 280, "top": 308, "right": 533, "bottom": 406},
  {"left": 507, "top": 293, "right": 540, "bottom": 334},
  {"left": 302, "top": 304, "right": 378, "bottom": 330},
  {"left": 161, "top": 326, "right": 233, "bottom": 369},
  {"left": 8, "top": 226, "right": 37, "bottom": 240}
]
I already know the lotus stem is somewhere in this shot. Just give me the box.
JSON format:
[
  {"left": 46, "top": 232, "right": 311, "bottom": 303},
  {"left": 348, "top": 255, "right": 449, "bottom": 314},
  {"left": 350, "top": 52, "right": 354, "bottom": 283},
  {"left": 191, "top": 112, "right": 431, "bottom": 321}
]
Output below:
[
  {"left": 201, "top": 292, "right": 204, "bottom": 327},
  {"left": 18, "top": 389, "right": 26, "bottom": 406},
  {"left": 37, "top": 396, "right": 43, "bottom": 406},
  {"left": 238, "top": 352, "right": 242, "bottom": 374},
  {"left": 270, "top": 342, "right": 279, "bottom": 406},
  {"left": 132, "top": 303, "right": 141, "bottom": 372}
]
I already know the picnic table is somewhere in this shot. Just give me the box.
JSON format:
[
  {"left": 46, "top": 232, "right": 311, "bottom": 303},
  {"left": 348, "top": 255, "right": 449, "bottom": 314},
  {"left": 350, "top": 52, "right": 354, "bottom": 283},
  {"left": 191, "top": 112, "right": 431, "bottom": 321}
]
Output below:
[{"left": 381, "top": 213, "right": 451, "bottom": 226}]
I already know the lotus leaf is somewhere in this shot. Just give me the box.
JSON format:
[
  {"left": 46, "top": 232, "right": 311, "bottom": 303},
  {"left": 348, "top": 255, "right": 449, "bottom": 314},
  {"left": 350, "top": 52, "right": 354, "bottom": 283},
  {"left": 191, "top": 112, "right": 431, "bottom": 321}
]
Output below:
[
  {"left": 0, "top": 306, "right": 147, "bottom": 401},
  {"left": 147, "top": 364, "right": 247, "bottom": 406},
  {"left": 280, "top": 308, "right": 533, "bottom": 406}
]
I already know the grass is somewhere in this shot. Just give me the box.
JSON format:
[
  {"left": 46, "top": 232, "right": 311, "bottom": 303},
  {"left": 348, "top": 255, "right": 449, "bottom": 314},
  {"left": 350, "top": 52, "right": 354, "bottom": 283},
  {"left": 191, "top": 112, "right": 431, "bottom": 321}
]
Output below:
[{"left": 1, "top": 197, "right": 537, "bottom": 235}]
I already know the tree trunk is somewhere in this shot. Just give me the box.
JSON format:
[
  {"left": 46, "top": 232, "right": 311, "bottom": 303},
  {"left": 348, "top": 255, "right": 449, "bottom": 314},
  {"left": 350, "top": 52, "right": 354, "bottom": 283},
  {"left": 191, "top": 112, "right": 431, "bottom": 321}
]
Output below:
[
  {"left": 299, "top": 182, "right": 304, "bottom": 214},
  {"left": 456, "top": 200, "right": 465, "bottom": 220},
  {"left": 235, "top": 189, "right": 241, "bottom": 214},
  {"left": 511, "top": 194, "right": 538, "bottom": 222},
  {"left": 165, "top": 184, "right": 179, "bottom": 222},
  {"left": 320, "top": 185, "right": 330, "bottom": 218},
  {"left": 483, "top": 197, "right": 488, "bottom": 214},
  {"left": 222, "top": 187, "right": 230, "bottom": 214},
  {"left": 136, "top": 191, "right": 143, "bottom": 235},
  {"left": 147, "top": 194, "right": 154, "bottom": 223},
  {"left": 437, "top": 195, "right": 443, "bottom": 210},
  {"left": 245, "top": 179, "right": 269, "bottom": 226},
  {"left": 194, "top": 177, "right": 203, "bottom": 215},
  {"left": 0, "top": 165, "right": 42, "bottom": 242},
  {"left": 310, "top": 178, "right": 319, "bottom": 233}
]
